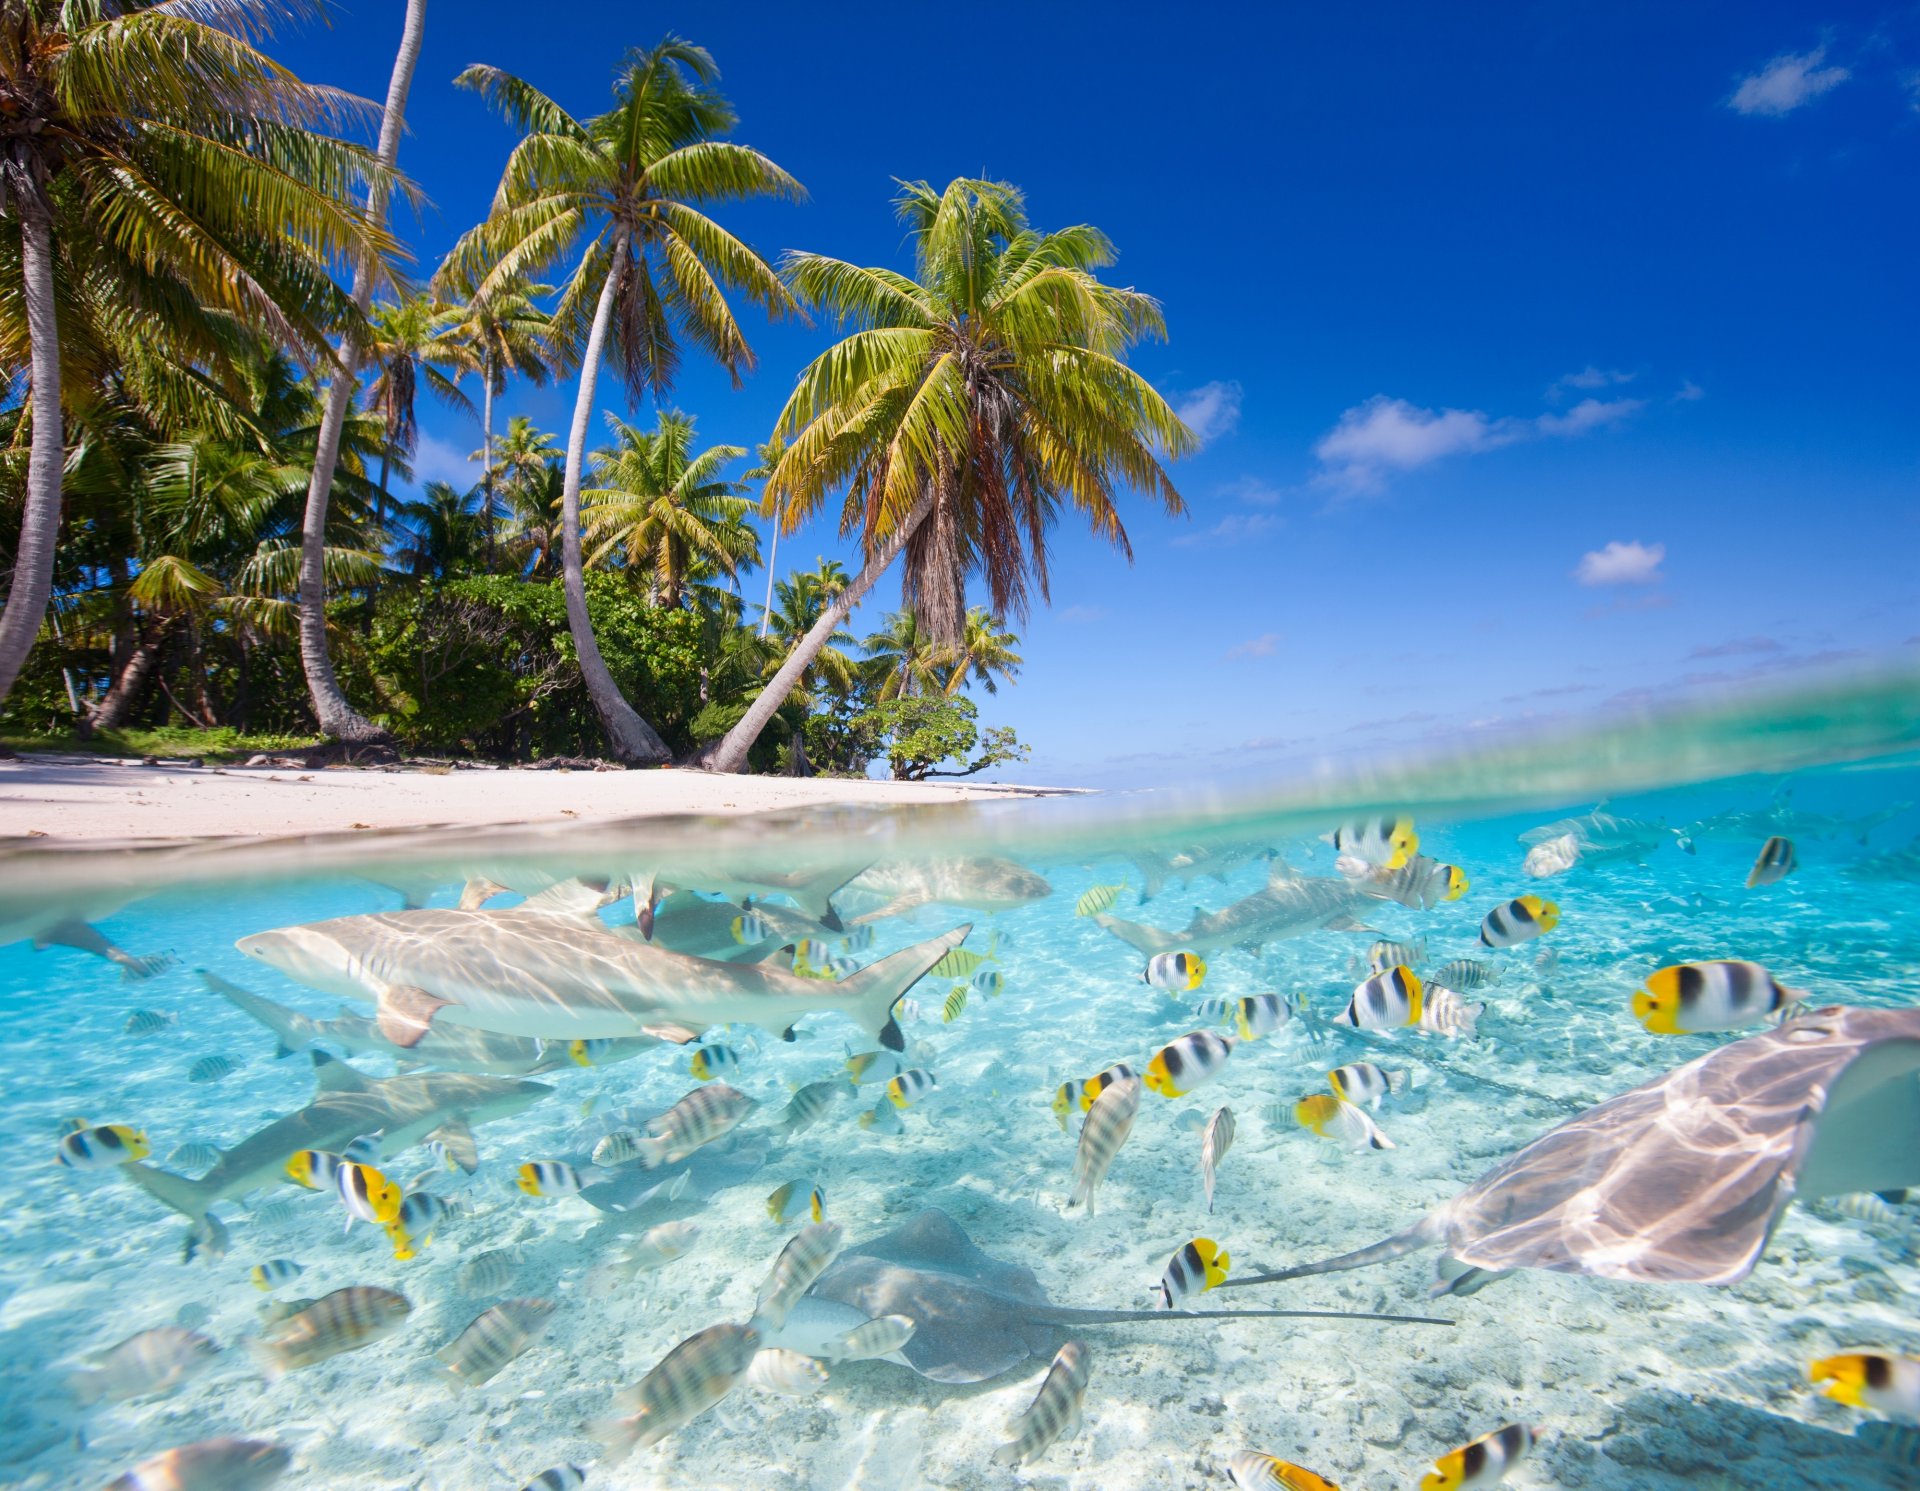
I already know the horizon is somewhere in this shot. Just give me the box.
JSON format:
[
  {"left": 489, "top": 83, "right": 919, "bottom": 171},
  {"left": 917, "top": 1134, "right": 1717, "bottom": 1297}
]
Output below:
[{"left": 269, "top": 1, "right": 1917, "bottom": 786}]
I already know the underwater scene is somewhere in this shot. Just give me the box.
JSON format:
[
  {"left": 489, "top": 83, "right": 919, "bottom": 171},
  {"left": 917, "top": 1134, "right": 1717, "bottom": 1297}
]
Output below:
[{"left": 5, "top": 683, "right": 1920, "bottom": 1491}]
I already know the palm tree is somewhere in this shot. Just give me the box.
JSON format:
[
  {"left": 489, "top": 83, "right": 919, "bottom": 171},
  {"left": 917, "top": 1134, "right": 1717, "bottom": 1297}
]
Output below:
[
  {"left": 394, "top": 481, "right": 486, "bottom": 579},
  {"left": 438, "top": 276, "right": 554, "bottom": 565},
  {"left": 701, "top": 179, "right": 1194, "bottom": 772},
  {"left": 863, "top": 609, "right": 942, "bottom": 701},
  {"left": 0, "top": 0, "right": 396, "bottom": 710},
  {"left": 361, "top": 293, "right": 476, "bottom": 508},
  {"left": 491, "top": 417, "right": 563, "bottom": 576},
  {"left": 747, "top": 433, "right": 786, "bottom": 636},
  {"left": 762, "top": 561, "right": 857, "bottom": 698},
  {"left": 944, "top": 607, "right": 1022, "bottom": 695},
  {"left": 581, "top": 410, "right": 755, "bottom": 607},
  {"left": 447, "top": 38, "right": 802, "bottom": 763},
  {"left": 296, "top": 0, "right": 428, "bottom": 747}
]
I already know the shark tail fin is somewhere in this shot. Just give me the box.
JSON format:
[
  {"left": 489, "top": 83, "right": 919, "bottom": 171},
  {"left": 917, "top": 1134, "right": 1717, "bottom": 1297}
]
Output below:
[
  {"left": 1089, "top": 913, "right": 1182, "bottom": 956},
  {"left": 121, "top": 1162, "right": 215, "bottom": 1223},
  {"left": 789, "top": 865, "right": 868, "bottom": 932},
  {"left": 839, "top": 924, "right": 973, "bottom": 1051},
  {"left": 201, "top": 971, "right": 316, "bottom": 1059},
  {"left": 431, "top": 1118, "right": 478, "bottom": 1174}
]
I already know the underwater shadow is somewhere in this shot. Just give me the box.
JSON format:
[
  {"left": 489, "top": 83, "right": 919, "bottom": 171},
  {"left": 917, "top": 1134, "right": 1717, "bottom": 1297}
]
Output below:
[{"left": 1601, "top": 1388, "right": 1915, "bottom": 1490}]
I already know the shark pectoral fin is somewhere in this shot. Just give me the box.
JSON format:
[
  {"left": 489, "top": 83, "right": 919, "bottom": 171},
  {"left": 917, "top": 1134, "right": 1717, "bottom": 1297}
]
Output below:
[
  {"left": 310, "top": 1049, "right": 374, "bottom": 1092},
  {"left": 430, "top": 1118, "right": 479, "bottom": 1174},
  {"left": 458, "top": 876, "right": 509, "bottom": 911},
  {"left": 641, "top": 1023, "right": 703, "bottom": 1046},
  {"left": 376, "top": 985, "right": 450, "bottom": 1049}
]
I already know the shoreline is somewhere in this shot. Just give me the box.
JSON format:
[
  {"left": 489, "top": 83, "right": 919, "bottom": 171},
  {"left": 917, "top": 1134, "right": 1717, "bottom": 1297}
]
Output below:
[{"left": 0, "top": 754, "right": 1084, "bottom": 843}]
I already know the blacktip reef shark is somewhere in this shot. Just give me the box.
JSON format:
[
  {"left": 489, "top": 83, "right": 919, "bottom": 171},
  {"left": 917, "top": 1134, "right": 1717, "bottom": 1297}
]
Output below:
[
  {"left": 1218, "top": 1005, "right": 1920, "bottom": 1298},
  {"left": 631, "top": 890, "right": 839, "bottom": 959},
  {"left": 204, "top": 971, "right": 654, "bottom": 1074},
  {"left": 1676, "top": 792, "right": 1910, "bottom": 852},
  {"left": 122, "top": 1050, "right": 550, "bottom": 1258},
  {"left": 1093, "top": 862, "right": 1376, "bottom": 958},
  {"left": 235, "top": 908, "right": 971, "bottom": 1051},
  {"left": 839, "top": 858, "right": 1053, "bottom": 924},
  {"left": 1123, "top": 842, "right": 1277, "bottom": 902}
]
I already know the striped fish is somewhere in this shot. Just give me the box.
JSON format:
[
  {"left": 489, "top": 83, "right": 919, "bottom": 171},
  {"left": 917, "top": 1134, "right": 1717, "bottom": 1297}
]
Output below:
[
  {"left": 67, "top": 1326, "right": 219, "bottom": 1406},
  {"left": 104, "top": 1440, "right": 289, "bottom": 1491},
  {"left": 776, "top": 1080, "right": 841, "bottom": 1136},
  {"left": 1368, "top": 937, "right": 1427, "bottom": 972},
  {"left": 186, "top": 1055, "right": 238, "bottom": 1084},
  {"left": 1194, "top": 996, "right": 1233, "bottom": 1023},
  {"left": 1336, "top": 966, "right": 1423, "bottom": 1030},
  {"left": 1051, "top": 1079, "right": 1090, "bottom": 1132},
  {"left": 745, "top": 1347, "right": 829, "bottom": 1397},
  {"left": 436, "top": 1298, "right": 556, "bottom": 1389},
  {"left": 56, "top": 1123, "right": 149, "bottom": 1170},
  {"left": 1227, "top": 1452, "right": 1341, "bottom": 1490},
  {"left": 1632, "top": 960, "right": 1799, "bottom": 1034},
  {"left": 1479, "top": 895, "right": 1558, "bottom": 948},
  {"left": 1433, "top": 958, "right": 1501, "bottom": 991},
  {"left": 517, "top": 1468, "right": 585, "bottom": 1491},
  {"left": 1747, "top": 835, "right": 1798, "bottom": 888},
  {"left": 1144, "top": 1030, "right": 1235, "bottom": 1097},
  {"left": 250, "top": 1259, "right": 303, "bottom": 1291},
  {"left": 1233, "top": 994, "right": 1290, "bottom": 1041},
  {"left": 168, "top": 1142, "right": 222, "bottom": 1173},
  {"left": 943, "top": 986, "right": 969, "bottom": 1023},
  {"left": 1074, "top": 882, "right": 1126, "bottom": 917},
  {"left": 123, "top": 1009, "right": 176, "bottom": 1036},
  {"left": 1068, "top": 1075, "right": 1141, "bottom": 1217},
  {"left": 992, "top": 1341, "right": 1093, "bottom": 1466},
  {"left": 253, "top": 1286, "right": 411, "bottom": 1375},
  {"left": 824, "top": 1313, "right": 917, "bottom": 1363},
  {"left": 751, "top": 1222, "right": 847, "bottom": 1331},
  {"left": 971, "top": 969, "right": 1006, "bottom": 998},
  {"left": 458, "top": 1249, "right": 517, "bottom": 1295},
  {"left": 516, "top": 1160, "right": 581, "bottom": 1197},
  {"left": 1201, "top": 1106, "right": 1236, "bottom": 1214},
  {"left": 629, "top": 1084, "right": 757, "bottom": 1167},
  {"left": 1328, "top": 1061, "right": 1409, "bottom": 1110},
  {"left": 1418, "top": 985, "right": 1482, "bottom": 1039},
  {"left": 1421, "top": 1423, "right": 1537, "bottom": 1489},
  {"left": 590, "top": 1323, "right": 761, "bottom": 1462},
  {"left": 929, "top": 947, "right": 993, "bottom": 980}
]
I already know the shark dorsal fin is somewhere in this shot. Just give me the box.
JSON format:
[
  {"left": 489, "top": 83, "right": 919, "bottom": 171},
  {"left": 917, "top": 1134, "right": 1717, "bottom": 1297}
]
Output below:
[{"left": 311, "top": 1050, "right": 374, "bottom": 1094}]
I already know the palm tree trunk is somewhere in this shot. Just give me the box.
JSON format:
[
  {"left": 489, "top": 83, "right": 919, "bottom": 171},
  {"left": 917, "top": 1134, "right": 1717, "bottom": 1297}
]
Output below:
[
  {"left": 559, "top": 226, "right": 672, "bottom": 764},
  {"left": 0, "top": 193, "right": 65, "bottom": 708},
  {"left": 295, "top": 0, "right": 426, "bottom": 746},
  {"left": 759, "top": 505, "right": 779, "bottom": 637},
  {"left": 481, "top": 375, "right": 496, "bottom": 570},
  {"left": 698, "top": 490, "right": 934, "bottom": 773},
  {"left": 86, "top": 621, "right": 171, "bottom": 733}
]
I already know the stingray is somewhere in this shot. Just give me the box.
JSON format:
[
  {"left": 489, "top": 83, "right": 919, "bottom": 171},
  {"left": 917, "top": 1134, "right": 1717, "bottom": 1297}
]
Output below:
[
  {"left": 760, "top": 1208, "right": 1451, "bottom": 1384},
  {"left": 1221, "top": 1005, "right": 1920, "bottom": 1298}
]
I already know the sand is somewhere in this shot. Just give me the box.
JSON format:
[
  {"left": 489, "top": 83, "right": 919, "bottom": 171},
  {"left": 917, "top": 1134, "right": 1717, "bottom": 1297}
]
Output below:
[{"left": 0, "top": 756, "right": 1073, "bottom": 842}]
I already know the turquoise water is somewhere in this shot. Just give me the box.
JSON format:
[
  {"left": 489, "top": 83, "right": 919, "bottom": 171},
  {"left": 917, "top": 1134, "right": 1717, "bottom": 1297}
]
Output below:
[{"left": 4, "top": 677, "right": 1920, "bottom": 1491}]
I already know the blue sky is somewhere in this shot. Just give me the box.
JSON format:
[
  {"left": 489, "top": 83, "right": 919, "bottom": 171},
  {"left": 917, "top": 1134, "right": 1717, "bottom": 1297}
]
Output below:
[{"left": 277, "top": 3, "right": 1919, "bottom": 784}]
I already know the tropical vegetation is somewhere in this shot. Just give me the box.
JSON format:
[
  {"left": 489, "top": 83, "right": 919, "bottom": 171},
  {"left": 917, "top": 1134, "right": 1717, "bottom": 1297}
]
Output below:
[{"left": 0, "top": 9, "right": 1195, "bottom": 779}]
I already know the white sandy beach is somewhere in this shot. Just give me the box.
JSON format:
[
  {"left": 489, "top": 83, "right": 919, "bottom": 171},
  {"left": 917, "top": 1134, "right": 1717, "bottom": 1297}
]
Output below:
[{"left": 0, "top": 756, "right": 1071, "bottom": 842}]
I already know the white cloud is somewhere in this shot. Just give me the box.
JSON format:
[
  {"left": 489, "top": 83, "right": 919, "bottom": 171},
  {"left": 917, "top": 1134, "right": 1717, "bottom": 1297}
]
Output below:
[
  {"left": 1575, "top": 539, "right": 1666, "bottom": 586},
  {"left": 1057, "top": 604, "right": 1109, "bottom": 624},
  {"left": 1174, "top": 381, "right": 1243, "bottom": 445},
  {"left": 1730, "top": 48, "right": 1850, "bottom": 116},
  {"left": 1550, "top": 366, "right": 1636, "bottom": 398},
  {"left": 1673, "top": 379, "right": 1706, "bottom": 402},
  {"left": 1173, "top": 511, "right": 1281, "bottom": 548},
  {"left": 1313, "top": 397, "right": 1514, "bottom": 494},
  {"left": 1536, "top": 397, "right": 1646, "bottom": 436},
  {"left": 1222, "top": 475, "right": 1285, "bottom": 506},
  {"left": 1224, "top": 632, "right": 1281, "bottom": 660},
  {"left": 411, "top": 432, "right": 482, "bottom": 490}
]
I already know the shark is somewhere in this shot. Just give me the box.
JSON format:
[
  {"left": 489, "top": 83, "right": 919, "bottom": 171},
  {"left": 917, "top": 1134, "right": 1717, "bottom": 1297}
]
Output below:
[
  {"left": 841, "top": 858, "right": 1053, "bottom": 924},
  {"left": 121, "top": 1051, "right": 550, "bottom": 1258},
  {"left": 635, "top": 891, "right": 839, "bottom": 959},
  {"left": 203, "top": 972, "right": 654, "bottom": 1074},
  {"left": 1122, "top": 843, "right": 1276, "bottom": 902},
  {"left": 1093, "top": 863, "right": 1372, "bottom": 957},
  {"left": 1677, "top": 794, "right": 1910, "bottom": 852},
  {"left": 235, "top": 909, "right": 971, "bottom": 1052}
]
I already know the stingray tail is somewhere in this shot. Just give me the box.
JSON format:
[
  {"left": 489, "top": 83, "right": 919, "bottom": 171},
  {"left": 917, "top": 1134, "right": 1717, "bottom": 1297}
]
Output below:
[
  {"left": 1041, "top": 1304, "right": 1453, "bottom": 1328},
  {"left": 1213, "top": 1221, "right": 1439, "bottom": 1289}
]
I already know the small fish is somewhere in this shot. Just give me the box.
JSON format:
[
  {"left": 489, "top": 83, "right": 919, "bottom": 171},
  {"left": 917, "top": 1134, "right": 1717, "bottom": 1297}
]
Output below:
[
  {"left": 993, "top": 1340, "right": 1093, "bottom": 1466},
  {"left": 731, "top": 910, "right": 771, "bottom": 944},
  {"left": 847, "top": 1050, "right": 908, "bottom": 1086},
  {"left": 517, "top": 1160, "right": 583, "bottom": 1197},
  {"left": 168, "top": 1142, "right": 222, "bottom": 1173},
  {"left": 1335, "top": 966, "right": 1423, "bottom": 1030},
  {"left": 1368, "top": 938, "right": 1427, "bottom": 971},
  {"left": 187, "top": 1055, "right": 238, "bottom": 1084},
  {"left": 626, "top": 1084, "right": 757, "bottom": 1167},
  {"left": 1632, "top": 960, "right": 1801, "bottom": 1034},
  {"left": 1069, "top": 1075, "right": 1142, "bottom": 1216},
  {"left": 458, "top": 1249, "right": 518, "bottom": 1295},
  {"left": 777, "top": 1080, "right": 842, "bottom": 1135},
  {"left": 887, "top": 1068, "right": 938, "bottom": 1109},
  {"left": 824, "top": 1313, "right": 917, "bottom": 1363},
  {"left": 1201, "top": 1107, "right": 1236, "bottom": 1214},
  {"left": 1836, "top": 1192, "right": 1910, "bottom": 1226},
  {"left": 1144, "top": 950, "right": 1207, "bottom": 992},
  {"left": 943, "top": 986, "right": 969, "bottom": 1023},
  {"left": 253, "top": 1286, "right": 411, "bottom": 1375},
  {"left": 627, "top": 1220, "right": 701, "bottom": 1272},
  {"left": 339, "top": 1133, "right": 382, "bottom": 1165},
  {"left": 388, "top": 1191, "right": 457, "bottom": 1259},
  {"left": 250, "top": 1259, "right": 304, "bottom": 1291},
  {"left": 1811, "top": 1354, "right": 1920, "bottom": 1423},
  {"left": 752, "top": 1222, "right": 847, "bottom": 1332},
  {"left": 896, "top": 996, "right": 925, "bottom": 1022},
  {"left": 971, "top": 969, "right": 1006, "bottom": 998},
  {"left": 1075, "top": 882, "right": 1126, "bottom": 917},
  {"left": 436, "top": 1297, "right": 557, "bottom": 1389},
  {"left": 1418, "top": 986, "right": 1483, "bottom": 1039},
  {"left": 766, "top": 1180, "right": 826, "bottom": 1224},
  {"left": 821, "top": 953, "right": 861, "bottom": 979},
  {"left": 839, "top": 924, "right": 875, "bottom": 953},
  {"left": 103, "top": 1439, "right": 289, "bottom": 1491},
  {"left": 1156, "top": 1237, "right": 1230, "bottom": 1307},
  {"left": 123, "top": 1009, "right": 176, "bottom": 1037},
  {"left": 859, "top": 1097, "right": 904, "bottom": 1133},
  {"left": 1233, "top": 993, "right": 1291, "bottom": 1041},
  {"left": 56, "top": 1123, "right": 149, "bottom": 1170},
  {"left": 68, "top": 1325, "right": 219, "bottom": 1405},
  {"left": 689, "top": 1044, "right": 741, "bottom": 1082},
  {"left": 1433, "top": 958, "right": 1501, "bottom": 991},
  {"left": 1327, "top": 1062, "right": 1409, "bottom": 1110},
  {"left": 1227, "top": 1451, "right": 1342, "bottom": 1490},
  {"left": 1052, "top": 1080, "right": 1090, "bottom": 1132},
  {"left": 1294, "top": 1094, "right": 1394, "bottom": 1151},
  {"left": 1082, "top": 1061, "right": 1138, "bottom": 1109},
  {"left": 1479, "top": 895, "right": 1559, "bottom": 948},
  {"left": 1195, "top": 996, "right": 1233, "bottom": 1022},
  {"left": 570, "top": 1038, "right": 616, "bottom": 1066},
  {"left": 590, "top": 1322, "right": 761, "bottom": 1462},
  {"left": 518, "top": 1468, "right": 587, "bottom": 1491},
  {"left": 1420, "top": 1423, "right": 1538, "bottom": 1489},
  {"left": 1145, "top": 1029, "right": 1236, "bottom": 1097},
  {"left": 247, "top": 1197, "right": 298, "bottom": 1228},
  {"left": 1328, "top": 815, "right": 1419, "bottom": 870},
  {"left": 592, "top": 1131, "right": 647, "bottom": 1167},
  {"left": 791, "top": 938, "right": 834, "bottom": 974},
  {"left": 285, "top": 1148, "right": 343, "bottom": 1191},
  {"left": 1748, "top": 835, "right": 1799, "bottom": 888},
  {"left": 335, "top": 1161, "right": 402, "bottom": 1229},
  {"left": 746, "top": 1347, "right": 829, "bottom": 1396},
  {"left": 929, "top": 947, "right": 994, "bottom": 980},
  {"left": 423, "top": 1137, "right": 461, "bottom": 1171}
]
